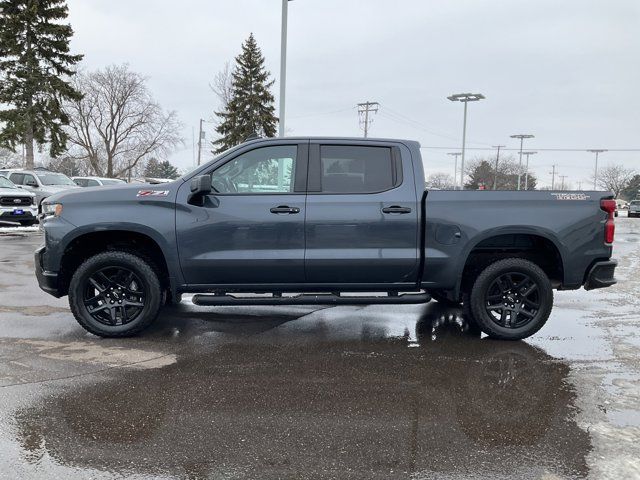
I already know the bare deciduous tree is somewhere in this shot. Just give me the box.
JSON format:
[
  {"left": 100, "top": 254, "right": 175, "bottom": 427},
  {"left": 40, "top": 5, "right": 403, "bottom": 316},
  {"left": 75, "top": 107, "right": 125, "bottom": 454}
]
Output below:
[
  {"left": 209, "top": 62, "right": 233, "bottom": 111},
  {"left": 594, "top": 164, "right": 636, "bottom": 198},
  {"left": 426, "top": 172, "right": 456, "bottom": 190},
  {"left": 64, "top": 64, "right": 182, "bottom": 178}
]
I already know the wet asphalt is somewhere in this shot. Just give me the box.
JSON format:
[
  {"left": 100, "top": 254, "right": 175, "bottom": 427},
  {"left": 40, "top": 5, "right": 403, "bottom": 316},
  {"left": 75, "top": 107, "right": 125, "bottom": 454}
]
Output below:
[{"left": 0, "top": 217, "right": 639, "bottom": 479}]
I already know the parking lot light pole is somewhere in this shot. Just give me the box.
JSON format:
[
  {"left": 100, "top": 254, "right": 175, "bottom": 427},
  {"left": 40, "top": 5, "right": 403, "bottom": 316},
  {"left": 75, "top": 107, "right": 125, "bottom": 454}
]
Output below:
[
  {"left": 587, "top": 149, "right": 607, "bottom": 190},
  {"left": 447, "top": 152, "right": 462, "bottom": 190},
  {"left": 510, "top": 134, "right": 534, "bottom": 190},
  {"left": 279, "top": 0, "right": 293, "bottom": 138},
  {"left": 447, "top": 93, "right": 485, "bottom": 189},
  {"left": 522, "top": 151, "right": 537, "bottom": 190}
]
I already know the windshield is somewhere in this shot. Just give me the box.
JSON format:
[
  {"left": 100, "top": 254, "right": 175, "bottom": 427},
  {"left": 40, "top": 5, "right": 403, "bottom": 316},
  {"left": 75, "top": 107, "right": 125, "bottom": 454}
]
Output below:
[
  {"left": 631, "top": 201, "right": 640, "bottom": 205},
  {"left": 35, "top": 172, "right": 76, "bottom": 186},
  {"left": 0, "top": 176, "right": 17, "bottom": 189},
  {"left": 101, "top": 179, "right": 126, "bottom": 185}
]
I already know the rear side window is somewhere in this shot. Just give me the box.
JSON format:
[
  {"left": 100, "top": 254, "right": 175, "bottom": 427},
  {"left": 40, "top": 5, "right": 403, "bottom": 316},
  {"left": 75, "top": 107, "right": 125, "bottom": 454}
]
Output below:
[
  {"left": 9, "top": 173, "right": 24, "bottom": 185},
  {"left": 317, "top": 145, "right": 399, "bottom": 194}
]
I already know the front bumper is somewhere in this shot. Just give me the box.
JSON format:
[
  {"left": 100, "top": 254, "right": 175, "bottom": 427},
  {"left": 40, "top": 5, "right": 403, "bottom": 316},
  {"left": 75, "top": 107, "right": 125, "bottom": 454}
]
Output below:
[
  {"left": 34, "top": 246, "right": 61, "bottom": 297},
  {"left": 0, "top": 206, "right": 37, "bottom": 223},
  {"left": 584, "top": 259, "right": 617, "bottom": 290}
]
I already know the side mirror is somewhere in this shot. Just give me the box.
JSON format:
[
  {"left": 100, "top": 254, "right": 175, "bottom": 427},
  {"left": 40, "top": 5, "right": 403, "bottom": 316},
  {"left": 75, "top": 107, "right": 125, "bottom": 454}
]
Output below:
[
  {"left": 188, "top": 175, "right": 212, "bottom": 206},
  {"left": 26, "top": 180, "right": 38, "bottom": 187}
]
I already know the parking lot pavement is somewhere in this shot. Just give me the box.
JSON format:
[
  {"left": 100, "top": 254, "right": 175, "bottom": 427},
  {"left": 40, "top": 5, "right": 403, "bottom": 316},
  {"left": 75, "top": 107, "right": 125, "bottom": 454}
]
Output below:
[{"left": 0, "top": 219, "right": 638, "bottom": 480}]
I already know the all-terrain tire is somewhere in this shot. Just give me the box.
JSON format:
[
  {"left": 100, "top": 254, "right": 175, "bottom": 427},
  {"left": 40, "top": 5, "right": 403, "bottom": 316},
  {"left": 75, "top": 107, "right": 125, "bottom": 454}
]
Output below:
[
  {"left": 69, "top": 251, "right": 163, "bottom": 337},
  {"left": 468, "top": 258, "right": 553, "bottom": 340}
]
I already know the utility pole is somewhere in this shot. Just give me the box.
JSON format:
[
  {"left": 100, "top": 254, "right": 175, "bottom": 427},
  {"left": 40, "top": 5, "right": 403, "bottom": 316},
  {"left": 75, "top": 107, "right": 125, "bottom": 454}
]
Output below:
[
  {"left": 197, "top": 118, "right": 204, "bottom": 166},
  {"left": 549, "top": 165, "right": 557, "bottom": 189},
  {"left": 492, "top": 145, "right": 505, "bottom": 190},
  {"left": 448, "top": 93, "right": 485, "bottom": 190},
  {"left": 587, "top": 149, "right": 607, "bottom": 190},
  {"left": 357, "top": 101, "right": 379, "bottom": 138},
  {"left": 447, "top": 152, "right": 462, "bottom": 189},
  {"left": 279, "top": 0, "right": 292, "bottom": 137},
  {"left": 510, "top": 134, "right": 534, "bottom": 190},
  {"left": 522, "top": 151, "right": 537, "bottom": 190},
  {"left": 559, "top": 175, "right": 568, "bottom": 191},
  {"left": 577, "top": 181, "right": 583, "bottom": 190}
]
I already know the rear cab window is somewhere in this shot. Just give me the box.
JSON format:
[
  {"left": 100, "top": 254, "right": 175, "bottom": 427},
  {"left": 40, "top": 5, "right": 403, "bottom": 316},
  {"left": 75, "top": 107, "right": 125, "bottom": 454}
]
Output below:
[{"left": 309, "top": 144, "right": 402, "bottom": 194}]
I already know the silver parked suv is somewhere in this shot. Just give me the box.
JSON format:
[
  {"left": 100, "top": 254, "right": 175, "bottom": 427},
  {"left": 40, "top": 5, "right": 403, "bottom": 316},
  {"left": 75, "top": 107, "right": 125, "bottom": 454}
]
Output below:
[
  {"left": 629, "top": 200, "right": 640, "bottom": 218},
  {"left": 8, "top": 169, "right": 79, "bottom": 213}
]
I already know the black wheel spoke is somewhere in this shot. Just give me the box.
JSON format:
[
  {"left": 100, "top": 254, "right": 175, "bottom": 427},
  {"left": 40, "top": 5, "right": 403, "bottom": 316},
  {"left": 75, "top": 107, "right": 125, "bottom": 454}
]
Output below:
[
  {"left": 83, "top": 266, "right": 145, "bottom": 327},
  {"left": 485, "top": 271, "right": 541, "bottom": 329}
]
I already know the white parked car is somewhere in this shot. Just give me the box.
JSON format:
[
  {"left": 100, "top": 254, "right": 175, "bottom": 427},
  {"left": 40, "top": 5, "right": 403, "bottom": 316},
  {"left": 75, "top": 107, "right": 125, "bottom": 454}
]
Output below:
[
  {"left": 629, "top": 200, "right": 640, "bottom": 218},
  {"left": 72, "top": 176, "right": 127, "bottom": 187},
  {"left": 0, "top": 175, "right": 37, "bottom": 226}
]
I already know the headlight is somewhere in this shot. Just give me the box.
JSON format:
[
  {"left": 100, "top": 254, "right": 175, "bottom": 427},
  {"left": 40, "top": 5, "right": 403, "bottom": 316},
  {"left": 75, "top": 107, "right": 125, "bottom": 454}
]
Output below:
[{"left": 42, "top": 203, "right": 63, "bottom": 217}]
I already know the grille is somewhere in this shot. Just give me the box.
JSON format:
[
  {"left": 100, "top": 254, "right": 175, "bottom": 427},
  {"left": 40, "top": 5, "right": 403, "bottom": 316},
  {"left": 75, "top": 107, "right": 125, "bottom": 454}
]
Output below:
[{"left": 0, "top": 196, "right": 33, "bottom": 206}]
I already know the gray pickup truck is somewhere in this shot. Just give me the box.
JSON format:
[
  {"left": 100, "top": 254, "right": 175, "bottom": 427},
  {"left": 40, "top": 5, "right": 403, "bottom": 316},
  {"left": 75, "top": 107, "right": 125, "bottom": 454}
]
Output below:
[{"left": 35, "top": 137, "right": 617, "bottom": 340}]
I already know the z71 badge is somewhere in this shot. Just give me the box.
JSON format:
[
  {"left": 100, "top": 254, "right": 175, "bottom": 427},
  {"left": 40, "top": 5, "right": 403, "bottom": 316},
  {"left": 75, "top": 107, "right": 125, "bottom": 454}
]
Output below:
[{"left": 137, "top": 190, "right": 169, "bottom": 197}]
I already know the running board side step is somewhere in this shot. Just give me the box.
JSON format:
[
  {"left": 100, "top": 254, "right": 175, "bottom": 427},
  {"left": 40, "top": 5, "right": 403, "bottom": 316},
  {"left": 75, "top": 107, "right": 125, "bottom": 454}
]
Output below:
[{"left": 191, "top": 292, "right": 431, "bottom": 306}]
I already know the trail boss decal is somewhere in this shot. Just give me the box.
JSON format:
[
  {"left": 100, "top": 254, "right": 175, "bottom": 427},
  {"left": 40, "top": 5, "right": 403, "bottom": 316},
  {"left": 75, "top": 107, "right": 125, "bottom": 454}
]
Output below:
[
  {"left": 137, "top": 190, "right": 169, "bottom": 197},
  {"left": 551, "top": 193, "right": 591, "bottom": 201}
]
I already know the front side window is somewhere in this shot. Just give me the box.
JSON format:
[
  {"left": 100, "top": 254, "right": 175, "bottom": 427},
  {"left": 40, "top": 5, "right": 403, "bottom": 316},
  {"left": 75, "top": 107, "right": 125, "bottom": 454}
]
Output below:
[
  {"left": 23, "top": 174, "right": 38, "bottom": 186},
  {"left": 319, "top": 146, "right": 397, "bottom": 193},
  {"left": 87, "top": 179, "right": 100, "bottom": 186},
  {"left": 211, "top": 145, "right": 297, "bottom": 194}
]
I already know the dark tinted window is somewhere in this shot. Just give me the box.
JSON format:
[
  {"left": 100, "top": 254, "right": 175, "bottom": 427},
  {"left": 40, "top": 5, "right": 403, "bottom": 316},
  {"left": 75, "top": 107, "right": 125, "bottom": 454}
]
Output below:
[
  {"left": 319, "top": 146, "right": 396, "bottom": 193},
  {"left": 87, "top": 179, "right": 100, "bottom": 186},
  {"left": 9, "top": 173, "right": 24, "bottom": 185}
]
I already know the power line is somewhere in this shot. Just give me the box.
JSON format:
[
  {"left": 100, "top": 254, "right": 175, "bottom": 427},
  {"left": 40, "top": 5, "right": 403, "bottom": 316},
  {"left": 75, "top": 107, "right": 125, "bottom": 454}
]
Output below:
[{"left": 357, "top": 101, "right": 379, "bottom": 138}]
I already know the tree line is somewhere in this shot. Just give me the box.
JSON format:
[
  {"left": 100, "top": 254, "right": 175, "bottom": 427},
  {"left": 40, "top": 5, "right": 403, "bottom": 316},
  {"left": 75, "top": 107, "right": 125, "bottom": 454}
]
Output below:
[{"left": 0, "top": 1, "right": 278, "bottom": 179}]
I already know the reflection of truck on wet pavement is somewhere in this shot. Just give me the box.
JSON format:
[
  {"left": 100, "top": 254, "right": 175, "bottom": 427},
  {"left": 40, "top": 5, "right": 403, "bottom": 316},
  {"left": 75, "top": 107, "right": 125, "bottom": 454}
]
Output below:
[{"left": 35, "top": 137, "right": 617, "bottom": 340}]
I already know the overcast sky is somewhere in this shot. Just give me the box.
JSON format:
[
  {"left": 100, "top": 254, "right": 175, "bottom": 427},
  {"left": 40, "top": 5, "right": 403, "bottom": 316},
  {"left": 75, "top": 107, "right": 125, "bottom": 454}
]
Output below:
[{"left": 65, "top": 0, "right": 639, "bottom": 187}]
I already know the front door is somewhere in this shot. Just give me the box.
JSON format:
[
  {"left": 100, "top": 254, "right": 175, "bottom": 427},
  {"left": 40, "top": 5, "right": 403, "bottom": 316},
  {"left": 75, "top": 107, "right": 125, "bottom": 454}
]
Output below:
[{"left": 176, "top": 142, "right": 308, "bottom": 286}]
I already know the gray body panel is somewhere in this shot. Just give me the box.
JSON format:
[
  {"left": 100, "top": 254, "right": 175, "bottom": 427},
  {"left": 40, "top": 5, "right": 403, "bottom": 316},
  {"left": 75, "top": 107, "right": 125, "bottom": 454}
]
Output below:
[{"left": 37, "top": 137, "right": 614, "bottom": 299}]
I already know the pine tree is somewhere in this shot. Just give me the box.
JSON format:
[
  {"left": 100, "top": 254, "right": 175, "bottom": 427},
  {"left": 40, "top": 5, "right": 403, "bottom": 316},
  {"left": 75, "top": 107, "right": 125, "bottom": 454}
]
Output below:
[
  {"left": 0, "top": 0, "right": 83, "bottom": 168},
  {"left": 144, "top": 158, "right": 179, "bottom": 180},
  {"left": 213, "top": 34, "right": 278, "bottom": 153}
]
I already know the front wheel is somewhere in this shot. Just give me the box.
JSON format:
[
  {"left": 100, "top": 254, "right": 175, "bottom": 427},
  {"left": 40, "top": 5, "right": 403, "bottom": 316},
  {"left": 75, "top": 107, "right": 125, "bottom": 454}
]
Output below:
[
  {"left": 468, "top": 258, "right": 553, "bottom": 340},
  {"left": 68, "top": 251, "right": 163, "bottom": 337}
]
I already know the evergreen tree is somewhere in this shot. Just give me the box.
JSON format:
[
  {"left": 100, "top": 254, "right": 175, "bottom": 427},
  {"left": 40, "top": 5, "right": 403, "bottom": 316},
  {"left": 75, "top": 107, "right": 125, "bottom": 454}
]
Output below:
[
  {"left": 0, "top": 0, "right": 83, "bottom": 168},
  {"left": 213, "top": 34, "right": 277, "bottom": 153},
  {"left": 144, "top": 158, "right": 179, "bottom": 180}
]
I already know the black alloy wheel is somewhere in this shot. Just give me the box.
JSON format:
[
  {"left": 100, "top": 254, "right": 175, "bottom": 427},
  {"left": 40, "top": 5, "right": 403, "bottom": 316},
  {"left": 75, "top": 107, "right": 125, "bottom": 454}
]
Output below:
[
  {"left": 483, "top": 272, "right": 540, "bottom": 329},
  {"left": 83, "top": 267, "right": 145, "bottom": 326}
]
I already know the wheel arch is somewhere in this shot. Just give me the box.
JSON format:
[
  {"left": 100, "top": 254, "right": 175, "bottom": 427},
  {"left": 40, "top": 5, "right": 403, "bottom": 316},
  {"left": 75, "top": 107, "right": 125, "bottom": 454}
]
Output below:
[
  {"left": 58, "top": 224, "right": 178, "bottom": 297},
  {"left": 454, "top": 227, "right": 566, "bottom": 298}
]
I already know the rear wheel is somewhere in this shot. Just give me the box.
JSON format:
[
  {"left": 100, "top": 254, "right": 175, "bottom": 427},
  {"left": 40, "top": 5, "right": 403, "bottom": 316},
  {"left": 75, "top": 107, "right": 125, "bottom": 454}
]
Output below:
[
  {"left": 69, "top": 251, "right": 162, "bottom": 337},
  {"left": 468, "top": 258, "right": 553, "bottom": 340}
]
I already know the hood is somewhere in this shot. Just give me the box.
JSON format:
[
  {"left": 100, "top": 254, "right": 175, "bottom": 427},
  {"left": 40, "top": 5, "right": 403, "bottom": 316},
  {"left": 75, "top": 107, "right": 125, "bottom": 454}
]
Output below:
[
  {"left": 44, "top": 179, "right": 183, "bottom": 205},
  {"left": 42, "top": 184, "right": 80, "bottom": 194},
  {"left": 0, "top": 187, "right": 35, "bottom": 197}
]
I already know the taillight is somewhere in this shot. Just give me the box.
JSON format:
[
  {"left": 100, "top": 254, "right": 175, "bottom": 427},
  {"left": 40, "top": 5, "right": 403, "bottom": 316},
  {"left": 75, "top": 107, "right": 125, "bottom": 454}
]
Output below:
[{"left": 600, "top": 199, "right": 616, "bottom": 244}]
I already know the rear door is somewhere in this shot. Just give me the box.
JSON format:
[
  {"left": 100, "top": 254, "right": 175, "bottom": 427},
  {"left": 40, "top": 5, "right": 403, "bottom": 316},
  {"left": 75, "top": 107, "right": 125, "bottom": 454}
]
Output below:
[{"left": 304, "top": 141, "right": 420, "bottom": 285}]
